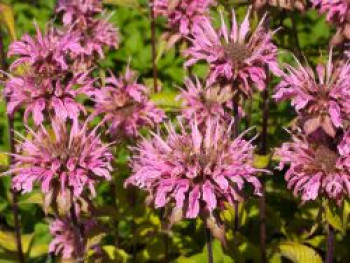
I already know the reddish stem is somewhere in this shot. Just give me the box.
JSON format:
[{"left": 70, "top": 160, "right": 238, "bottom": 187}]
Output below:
[
  {"left": 0, "top": 26, "right": 25, "bottom": 263},
  {"left": 70, "top": 203, "right": 85, "bottom": 263},
  {"left": 258, "top": 10, "right": 271, "bottom": 263},
  {"left": 205, "top": 227, "right": 214, "bottom": 263},
  {"left": 326, "top": 224, "right": 334, "bottom": 263}
]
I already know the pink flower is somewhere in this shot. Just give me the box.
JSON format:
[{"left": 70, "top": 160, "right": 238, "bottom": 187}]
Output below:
[
  {"left": 311, "top": 0, "right": 350, "bottom": 25},
  {"left": 56, "top": 0, "right": 103, "bottom": 26},
  {"left": 8, "top": 119, "right": 112, "bottom": 211},
  {"left": 154, "top": 0, "right": 213, "bottom": 39},
  {"left": 56, "top": 0, "right": 119, "bottom": 64},
  {"left": 276, "top": 130, "right": 350, "bottom": 203},
  {"left": 180, "top": 77, "right": 233, "bottom": 125},
  {"left": 49, "top": 214, "right": 97, "bottom": 259},
  {"left": 125, "top": 119, "right": 263, "bottom": 222},
  {"left": 184, "top": 7, "right": 281, "bottom": 96},
  {"left": 274, "top": 54, "right": 350, "bottom": 137},
  {"left": 76, "top": 18, "right": 119, "bottom": 60},
  {"left": 4, "top": 72, "right": 95, "bottom": 125},
  {"left": 8, "top": 24, "right": 83, "bottom": 75},
  {"left": 94, "top": 67, "right": 165, "bottom": 138}
]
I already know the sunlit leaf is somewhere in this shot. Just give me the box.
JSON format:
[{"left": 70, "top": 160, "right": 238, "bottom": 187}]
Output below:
[
  {"left": 278, "top": 242, "right": 322, "bottom": 263},
  {"left": 325, "top": 204, "right": 343, "bottom": 232},
  {"left": 150, "top": 91, "right": 182, "bottom": 112},
  {"left": 0, "top": 4, "right": 16, "bottom": 41},
  {"left": 253, "top": 154, "right": 271, "bottom": 169}
]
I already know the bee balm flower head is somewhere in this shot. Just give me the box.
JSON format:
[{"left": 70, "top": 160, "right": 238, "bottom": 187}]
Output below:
[
  {"left": 274, "top": 54, "right": 350, "bottom": 137},
  {"left": 277, "top": 130, "right": 350, "bottom": 203},
  {"left": 180, "top": 77, "right": 234, "bottom": 125},
  {"left": 154, "top": 0, "right": 213, "bottom": 38},
  {"left": 94, "top": 67, "right": 165, "bottom": 138},
  {"left": 8, "top": 119, "right": 112, "bottom": 213},
  {"left": 184, "top": 7, "right": 281, "bottom": 97},
  {"left": 49, "top": 214, "right": 97, "bottom": 259},
  {"left": 311, "top": 0, "right": 350, "bottom": 25},
  {"left": 125, "top": 119, "right": 263, "bottom": 223}
]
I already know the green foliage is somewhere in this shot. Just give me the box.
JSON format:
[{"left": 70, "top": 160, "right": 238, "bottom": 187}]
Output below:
[{"left": 0, "top": 0, "right": 348, "bottom": 262}]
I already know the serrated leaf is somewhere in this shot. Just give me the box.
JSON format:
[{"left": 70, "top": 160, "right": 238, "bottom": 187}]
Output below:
[
  {"left": 0, "top": 4, "right": 16, "bottom": 41},
  {"left": 278, "top": 242, "right": 322, "bottom": 263}
]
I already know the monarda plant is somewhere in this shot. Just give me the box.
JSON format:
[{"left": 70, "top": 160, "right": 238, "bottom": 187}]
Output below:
[{"left": 0, "top": 0, "right": 348, "bottom": 262}]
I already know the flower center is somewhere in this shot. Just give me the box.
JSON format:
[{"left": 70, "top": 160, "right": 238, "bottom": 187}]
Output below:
[
  {"left": 314, "top": 145, "right": 338, "bottom": 173},
  {"left": 224, "top": 43, "right": 251, "bottom": 65}
]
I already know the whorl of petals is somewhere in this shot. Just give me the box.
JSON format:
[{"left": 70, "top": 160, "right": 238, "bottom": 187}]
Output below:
[
  {"left": 274, "top": 54, "right": 350, "bottom": 137},
  {"left": 4, "top": 72, "right": 95, "bottom": 125},
  {"left": 7, "top": 119, "right": 112, "bottom": 211},
  {"left": 180, "top": 77, "right": 233, "bottom": 125},
  {"left": 277, "top": 130, "right": 350, "bottom": 203},
  {"left": 125, "top": 119, "right": 263, "bottom": 221},
  {"left": 184, "top": 7, "right": 281, "bottom": 96},
  {"left": 94, "top": 66, "right": 165, "bottom": 137}
]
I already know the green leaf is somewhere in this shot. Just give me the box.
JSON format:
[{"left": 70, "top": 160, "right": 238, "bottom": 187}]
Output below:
[
  {"left": 325, "top": 204, "right": 343, "bottom": 232},
  {"left": 177, "top": 240, "right": 233, "bottom": 263},
  {"left": 28, "top": 244, "right": 48, "bottom": 258},
  {"left": 156, "top": 39, "right": 168, "bottom": 63},
  {"left": 150, "top": 91, "right": 182, "bottom": 112},
  {"left": 0, "top": 4, "right": 16, "bottom": 41},
  {"left": 103, "top": 0, "right": 140, "bottom": 8},
  {"left": 0, "top": 231, "right": 33, "bottom": 254},
  {"left": 102, "top": 245, "right": 130, "bottom": 262},
  {"left": 278, "top": 242, "right": 322, "bottom": 263},
  {"left": 253, "top": 154, "right": 271, "bottom": 169},
  {"left": 19, "top": 192, "right": 43, "bottom": 205}
]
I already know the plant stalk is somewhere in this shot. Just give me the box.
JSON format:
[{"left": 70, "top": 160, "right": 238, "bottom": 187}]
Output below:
[
  {"left": 326, "top": 224, "right": 334, "bottom": 263},
  {"left": 0, "top": 25, "right": 25, "bottom": 263},
  {"left": 161, "top": 208, "right": 169, "bottom": 263},
  {"left": 258, "top": 10, "right": 271, "bottom": 263},
  {"left": 149, "top": 0, "right": 159, "bottom": 93},
  {"left": 70, "top": 204, "right": 85, "bottom": 263},
  {"left": 205, "top": 227, "right": 214, "bottom": 263},
  {"left": 258, "top": 70, "right": 270, "bottom": 263},
  {"left": 233, "top": 96, "right": 240, "bottom": 233}
]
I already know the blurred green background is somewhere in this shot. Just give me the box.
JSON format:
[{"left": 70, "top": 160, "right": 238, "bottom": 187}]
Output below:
[{"left": 0, "top": 0, "right": 348, "bottom": 262}]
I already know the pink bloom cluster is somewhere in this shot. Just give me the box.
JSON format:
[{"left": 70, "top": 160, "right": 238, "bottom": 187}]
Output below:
[
  {"left": 49, "top": 215, "right": 97, "bottom": 259},
  {"left": 277, "top": 130, "right": 350, "bottom": 203},
  {"left": 4, "top": 72, "right": 94, "bottom": 125},
  {"left": 311, "top": 0, "right": 350, "bottom": 25},
  {"left": 154, "top": 0, "right": 213, "bottom": 40},
  {"left": 8, "top": 25, "right": 83, "bottom": 74},
  {"left": 180, "top": 77, "right": 233, "bottom": 125},
  {"left": 56, "top": 0, "right": 119, "bottom": 65},
  {"left": 185, "top": 8, "right": 281, "bottom": 96},
  {"left": 126, "top": 119, "right": 262, "bottom": 220},
  {"left": 4, "top": 25, "right": 96, "bottom": 124},
  {"left": 274, "top": 55, "right": 350, "bottom": 137},
  {"left": 56, "top": 0, "right": 102, "bottom": 26},
  {"left": 94, "top": 67, "right": 165, "bottom": 137},
  {"left": 312, "top": 0, "right": 350, "bottom": 44},
  {"left": 9, "top": 119, "right": 112, "bottom": 204}
]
